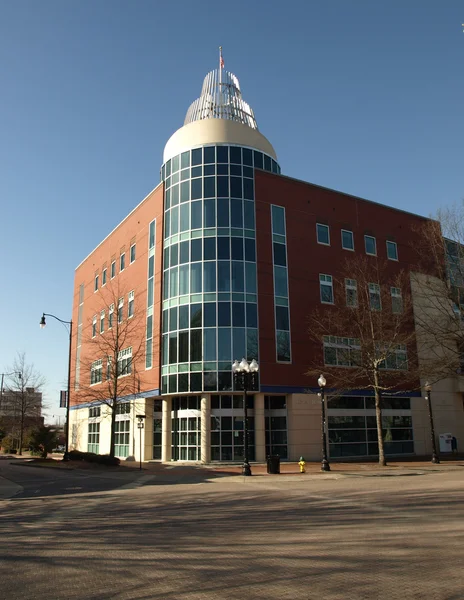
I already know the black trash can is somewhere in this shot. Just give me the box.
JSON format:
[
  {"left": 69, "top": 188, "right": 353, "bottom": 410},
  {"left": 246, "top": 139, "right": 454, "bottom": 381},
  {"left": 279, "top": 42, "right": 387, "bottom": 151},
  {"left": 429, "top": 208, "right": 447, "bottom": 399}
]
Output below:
[{"left": 267, "top": 455, "right": 280, "bottom": 474}]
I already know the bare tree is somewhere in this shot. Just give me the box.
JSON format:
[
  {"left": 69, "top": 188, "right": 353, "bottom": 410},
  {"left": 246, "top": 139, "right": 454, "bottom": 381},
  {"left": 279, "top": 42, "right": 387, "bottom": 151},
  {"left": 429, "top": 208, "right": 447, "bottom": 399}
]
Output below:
[
  {"left": 412, "top": 203, "right": 464, "bottom": 378},
  {"left": 75, "top": 282, "right": 145, "bottom": 457},
  {"left": 5, "top": 353, "right": 45, "bottom": 455},
  {"left": 306, "top": 257, "right": 421, "bottom": 466}
]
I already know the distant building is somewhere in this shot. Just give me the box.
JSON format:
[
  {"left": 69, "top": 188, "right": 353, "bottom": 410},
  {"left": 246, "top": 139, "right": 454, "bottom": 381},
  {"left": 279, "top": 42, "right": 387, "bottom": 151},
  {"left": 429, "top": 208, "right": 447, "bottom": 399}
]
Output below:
[{"left": 69, "top": 63, "right": 464, "bottom": 463}]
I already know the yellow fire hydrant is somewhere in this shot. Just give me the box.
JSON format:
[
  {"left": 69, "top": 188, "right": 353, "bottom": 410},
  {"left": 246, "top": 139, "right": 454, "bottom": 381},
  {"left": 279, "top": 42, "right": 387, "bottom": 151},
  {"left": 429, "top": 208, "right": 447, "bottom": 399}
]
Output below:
[{"left": 298, "top": 457, "right": 306, "bottom": 473}]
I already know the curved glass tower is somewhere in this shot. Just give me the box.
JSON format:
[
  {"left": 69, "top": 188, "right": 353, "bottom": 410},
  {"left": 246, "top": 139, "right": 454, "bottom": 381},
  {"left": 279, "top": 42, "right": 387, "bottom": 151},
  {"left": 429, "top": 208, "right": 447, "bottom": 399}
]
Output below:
[{"left": 160, "top": 68, "right": 280, "bottom": 397}]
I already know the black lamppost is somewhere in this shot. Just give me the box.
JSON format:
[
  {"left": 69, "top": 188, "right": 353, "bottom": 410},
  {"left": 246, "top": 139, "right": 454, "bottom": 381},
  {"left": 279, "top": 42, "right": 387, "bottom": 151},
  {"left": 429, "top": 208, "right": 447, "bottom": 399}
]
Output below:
[
  {"left": 424, "top": 381, "right": 440, "bottom": 464},
  {"left": 232, "top": 358, "right": 259, "bottom": 476},
  {"left": 136, "top": 414, "right": 146, "bottom": 471},
  {"left": 318, "top": 374, "right": 331, "bottom": 472},
  {"left": 40, "top": 313, "right": 72, "bottom": 461}
]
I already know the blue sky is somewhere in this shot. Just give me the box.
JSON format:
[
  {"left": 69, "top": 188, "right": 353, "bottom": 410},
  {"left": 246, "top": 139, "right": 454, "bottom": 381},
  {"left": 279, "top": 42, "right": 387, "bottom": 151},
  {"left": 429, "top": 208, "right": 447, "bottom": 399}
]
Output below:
[{"left": 0, "top": 1, "right": 463, "bottom": 420}]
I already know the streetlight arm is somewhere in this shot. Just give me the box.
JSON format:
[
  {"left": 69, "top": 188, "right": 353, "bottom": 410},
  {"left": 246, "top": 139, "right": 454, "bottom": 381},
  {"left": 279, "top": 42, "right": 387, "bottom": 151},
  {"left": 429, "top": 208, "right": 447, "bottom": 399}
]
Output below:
[{"left": 42, "top": 313, "right": 72, "bottom": 326}]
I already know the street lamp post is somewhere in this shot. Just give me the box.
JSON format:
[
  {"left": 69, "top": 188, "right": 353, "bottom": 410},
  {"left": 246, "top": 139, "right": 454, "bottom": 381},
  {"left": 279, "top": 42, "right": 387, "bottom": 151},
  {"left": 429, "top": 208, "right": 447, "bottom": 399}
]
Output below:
[
  {"left": 40, "top": 313, "right": 72, "bottom": 461},
  {"left": 318, "top": 374, "right": 331, "bottom": 472},
  {"left": 424, "top": 382, "right": 440, "bottom": 464},
  {"left": 232, "top": 358, "right": 259, "bottom": 476},
  {"left": 136, "top": 414, "right": 146, "bottom": 471}
]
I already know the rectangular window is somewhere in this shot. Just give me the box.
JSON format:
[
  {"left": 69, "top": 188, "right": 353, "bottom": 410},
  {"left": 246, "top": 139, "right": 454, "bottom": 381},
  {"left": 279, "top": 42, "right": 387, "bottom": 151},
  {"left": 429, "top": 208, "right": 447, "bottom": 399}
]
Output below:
[
  {"left": 272, "top": 205, "right": 291, "bottom": 363},
  {"left": 128, "top": 290, "right": 134, "bottom": 318},
  {"left": 90, "top": 359, "right": 103, "bottom": 385},
  {"left": 88, "top": 422, "right": 100, "bottom": 454},
  {"left": 345, "top": 278, "right": 358, "bottom": 307},
  {"left": 387, "top": 241, "right": 398, "bottom": 261},
  {"left": 100, "top": 310, "right": 105, "bottom": 334},
  {"left": 391, "top": 287, "right": 403, "bottom": 314},
  {"left": 316, "top": 223, "right": 330, "bottom": 245},
  {"left": 102, "top": 268, "right": 107, "bottom": 286},
  {"left": 379, "top": 344, "right": 408, "bottom": 370},
  {"left": 369, "top": 283, "right": 381, "bottom": 311},
  {"left": 323, "top": 336, "right": 361, "bottom": 367},
  {"left": 149, "top": 220, "right": 156, "bottom": 249},
  {"left": 92, "top": 316, "right": 97, "bottom": 338},
  {"left": 120, "top": 252, "right": 126, "bottom": 271},
  {"left": 118, "top": 297, "right": 123, "bottom": 323},
  {"left": 130, "top": 243, "right": 136, "bottom": 263},
  {"left": 341, "top": 230, "right": 354, "bottom": 251},
  {"left": 109, "top": 304, "right": 114, "bottom": 329},
  {"left": 89, "top": 406, "right": 101, "bottom": 418},
  {"left": 365, "top": 235, "right": 377, "bottom": 256},
  {"left": 107, "top": 356, "right": 112, "bottom": 380},
  {"left": 117, "top": 347, "right": 132, "bottom": 377},
  {"left": 94, "top": 273, "right": 99, "bottom": 292},
  {"left": 320, "top": 274, "right": 334, "bottom": 304},
  {"left": 111, "top": 260, "right": 116, "bottom": 279}
]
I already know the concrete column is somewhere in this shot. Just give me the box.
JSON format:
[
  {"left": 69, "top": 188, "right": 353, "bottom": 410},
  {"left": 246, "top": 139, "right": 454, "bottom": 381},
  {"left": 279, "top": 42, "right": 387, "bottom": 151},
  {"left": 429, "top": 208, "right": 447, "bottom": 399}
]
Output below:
[
  {"left": 254, "top": 393, "right": 266, "bottom": 462},
  {"left": 143, "top": 398, "right": 154, "bottom": 461},
  {"left": 201, "top": 394, "right": 211, "bottom": 464},
  {"left": 161, "top": 397, "right": 172, "bottom": 462}
]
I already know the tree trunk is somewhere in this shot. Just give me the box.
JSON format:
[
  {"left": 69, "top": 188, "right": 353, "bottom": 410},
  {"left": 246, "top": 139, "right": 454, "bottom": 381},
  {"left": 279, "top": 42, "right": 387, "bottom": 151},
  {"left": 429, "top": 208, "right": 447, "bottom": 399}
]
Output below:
[
  {"left": 18, "top": 409, "right": 24, "bottom": 456},
  {"left": 373, "top": 370, "right": 386, "bottom": 466},
  {"left": 109, "top": 403, "right": 117, "bottom": 458}
]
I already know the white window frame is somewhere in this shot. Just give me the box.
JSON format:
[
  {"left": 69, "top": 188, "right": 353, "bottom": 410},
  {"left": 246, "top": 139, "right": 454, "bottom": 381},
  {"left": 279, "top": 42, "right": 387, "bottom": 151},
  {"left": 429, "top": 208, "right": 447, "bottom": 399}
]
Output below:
[
  {"left": 118, "top": 297, "right": 124, "bottom": 323},
  {"left": 391, "top": 287, "right": 403, "bottom": 314},
  {"left": 94, "top": 273, "right": 99, "bottom": 292},
  {"left": 379, "top": 344, "right": 408, "bottom": 370},
  {"left": 102, "top": 268, "right": 107, "bottom": 286},
  {"left": 341, "top": 229, "right": 354, "bottom": 251},
  {"left": 92, "top": 315, "right": 97, "bottom": 338},
  {"left": 117, "top": 347, "right": 132, "bottom": 378},
  {"left": 90, "top": 359, "right": 103, "bottom": 385},
  {"left": 386, "top": 241, "right": 398, "bottom": 261},
  {"left": 128, "top": 290, "right": 134, "bottom": 318},
  {"left": 316, "top": 223, "right": 330, "bottom": 246},
  {"left": 320, "top": 274, "right": 334, "bottom": 304},
  {"left": 130, "top": 243, "right": 136, "bottom": 264},
  {"left": 369, "top": 283, "right": 382, "bottom": 311},
  {"left": 364, "top": 235, "right": 377, "bottom": 256},
  {"left": 100, "top": 310, "right": 105, "bottom": 334},
  {"left": 323, "top": 336, "right": 361, "bottom": 367},
  {"left": 111, "top": 261, "right": 116, "bottom": 279},
  {"left": 120, "top": 252, "right": 126, "bottom": 272},
  {"left": 345, "top": 278, "right": 358, "bottom": 307},
  {"left": 108, "top": 304, "right": 114, "bottom": 329}
]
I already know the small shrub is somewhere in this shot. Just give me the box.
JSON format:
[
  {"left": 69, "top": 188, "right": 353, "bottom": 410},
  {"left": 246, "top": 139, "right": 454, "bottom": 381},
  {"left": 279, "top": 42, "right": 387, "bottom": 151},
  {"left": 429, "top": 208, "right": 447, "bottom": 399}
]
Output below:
[
  {"left": 68, "top": 450, "right": 85, "bottom": 461},
  {"left": 97, "top": 455, "right": 120, "bottom": 466},
  {"left": 67, "top": 450, "right": 119, "bottom": 466}
]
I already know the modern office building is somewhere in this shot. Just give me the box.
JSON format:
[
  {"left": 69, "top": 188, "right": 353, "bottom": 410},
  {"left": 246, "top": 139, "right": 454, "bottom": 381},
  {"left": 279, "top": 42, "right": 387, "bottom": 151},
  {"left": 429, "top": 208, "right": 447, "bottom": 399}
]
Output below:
[{"left": 69, "top": 63, "right": 464, "bottom": 463}]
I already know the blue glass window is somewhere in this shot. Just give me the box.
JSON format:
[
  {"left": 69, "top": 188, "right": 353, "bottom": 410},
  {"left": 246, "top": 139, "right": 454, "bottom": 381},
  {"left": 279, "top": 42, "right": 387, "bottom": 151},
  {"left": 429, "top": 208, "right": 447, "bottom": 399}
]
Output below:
[
  {"left": 204, "top": 262, "right": 216, "bottom": 292},
  {"left": 169, "top": 333, "right": 177, "bottom": 364},
  {"left": 179, "top": 241, "right": 189, "bottom": 264},
  {"left": 191, "top": 263, "right": 202, "bottom": 293},
  {"left": 180, "top": 181, "right": 189, "bottom": 203},
  {"left": 217, "top": 198, "right": 229, "bottom": 227},
  {"left": 172, "top": 155, "right": 179, "bottom": 173},
  {"left": 274, "top": 266, "right": 288, "bottom": 297},
  {"left": 169, "top": 307, "right": 178, "bottom": 332},
  {"left": 171, "top": 184, "right": 179, "bottom": 206},
  {"left": 253, "top": 151, "right": 263, "bottom": 169},
  {"left": 191, "top": 178, "right": 202, "bottom": 200},
  {"left": 244, "top": 238, "right": 256, "bottom": 262},
  {"left": 190, "top": 331, "right": 202, "bottom": 361},
  {"left": 218, "top": 261, "right": 231, "bottom": 292},
  {"left": 217, "top": 237, "right": 230, "bottom": 260},
  {"left": 218, "top": 328, "right": 232, "bottom": 360},
  {"left": 192, "top": 148, "right": 202, "bottom": 166},
  {"left": 245, "top": 263, "right": 257, "bottom": 294},
  {"left": 179, "top": 265, "right": 189, "bottom": 295},
  {"left": 204, "top": 198, "right": 215, "bottom": 227},
  {"left": 246, "top": 303, "right": 258, "bottom": 328},
  {"left": 217, "top": 176, "right": 229, "bottom": 197},
  {"left": 204, "top": 329, "right": 217, "bottom": 360},
  {"left": 243, "top": 178, "right": 254, "bottom": 200},
  {"left": 148, "top": 255, "right": 154, "bottom": 278},
  {"left": 232, "top": 302, "right": 245, "bottom": 327},
  {"left": 218, "top": 302, "right": 231, "bottom": 326},
  {"left": 272, "top": 206, "right": 285, "bottom": 236},
  {"left": 244, "top": 201, "right": 255, "bottom": 229},
  {"left": 231, "top": 237, "right": 243, "bottom": 260},
  {"left": 204, "top": 177, "right": 215, "bottom": 198},
  {"left": 191, "top": 239, "right": 202, "bottom": 262},
  {"left": 264, "top": 155, "right": 271, "bottom": 171},
  {"left": 179, "top": 331, "right": 189, "bottom": 362},
  {"left": 276, "top": 306, "right": 289, "bottom": 330},
  {"left": 204, "top": 303, "right": 216, "bottom": 327},
  {"left": 230, "top": 177, "right": 242, "bottom": 198},
  {"left": 217, "top": 146, "right": 228, "bottom": 163},
  {"left": 230, "top": 147, "right": 241, "bottom": 164},
  {"left": 190, "top": 304, "right": 202, "bottom": 328},
  {"left": 232, "top": 261, "right": 244, "bottom": 292},
  {"left": 231, "top": 199, "right": 243, "bottom": 228},
  {"left": 170, "top": 244, "right": 178, "bottom": 267},
  {"left": 204, "top": 146, "right": 215, "bottom": 164},
  {"left": 233, "top": 328, "right": 246, "bottom": 361},
  {"left": 242, "top": 148, "right": 252, "bottom": 166},
  {"left": 179, "top": 305, "right": 189, "bottom": 329},
  {"left": 181, "top": 151, "right": 190, "bottom": 169},
  {"left": 170, "top": 206, "right": 179, "bottom": 236},
  {"left": 273, "top": 243, "right": 287, "bottom": 267},
  {"left": 204, "top": 237, "right": 216, "bottom": 260},
  {"left": 191, "top": 201, "right": 202, "bottom": 229}
]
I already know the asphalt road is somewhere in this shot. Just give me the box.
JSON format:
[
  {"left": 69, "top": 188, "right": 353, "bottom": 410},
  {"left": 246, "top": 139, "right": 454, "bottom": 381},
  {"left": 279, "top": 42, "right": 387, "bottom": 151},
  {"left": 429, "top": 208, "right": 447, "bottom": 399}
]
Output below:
[{"left": 1, "top": 461, "right": 464, "bottom": 599}]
